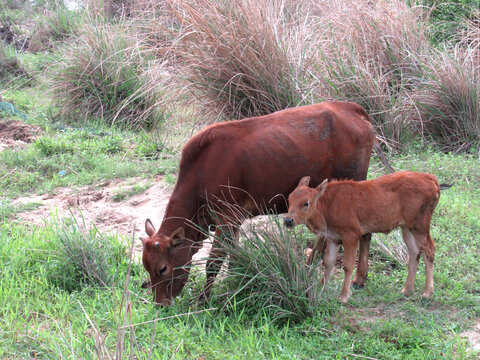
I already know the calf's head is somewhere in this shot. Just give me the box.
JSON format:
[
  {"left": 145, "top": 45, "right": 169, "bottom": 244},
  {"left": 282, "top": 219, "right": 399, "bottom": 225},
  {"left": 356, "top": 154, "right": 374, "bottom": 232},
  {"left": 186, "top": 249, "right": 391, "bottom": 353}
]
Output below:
[
  {"left": 141, "top": 219, "right": 190, "bottom": 306},
  {"left": 285, "top": 176, "right": 328, "bottom": 229}
]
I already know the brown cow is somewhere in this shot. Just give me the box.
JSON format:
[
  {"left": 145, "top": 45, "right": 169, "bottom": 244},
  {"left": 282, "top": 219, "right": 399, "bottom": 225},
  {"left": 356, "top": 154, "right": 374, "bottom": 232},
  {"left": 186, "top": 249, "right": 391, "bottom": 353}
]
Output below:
[
  {"left": 284, "top": 171, "right": 441, "bottom": 303},
  {"left": 141, "top": 101, "right": 392, "bottom": 305}
]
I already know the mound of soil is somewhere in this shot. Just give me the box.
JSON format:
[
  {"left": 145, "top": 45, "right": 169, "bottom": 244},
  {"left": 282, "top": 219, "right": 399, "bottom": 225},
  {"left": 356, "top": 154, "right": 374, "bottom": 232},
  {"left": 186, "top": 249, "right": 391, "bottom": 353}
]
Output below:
[{"left": 0, "top": 119, "right": 42, "bottom": 151}]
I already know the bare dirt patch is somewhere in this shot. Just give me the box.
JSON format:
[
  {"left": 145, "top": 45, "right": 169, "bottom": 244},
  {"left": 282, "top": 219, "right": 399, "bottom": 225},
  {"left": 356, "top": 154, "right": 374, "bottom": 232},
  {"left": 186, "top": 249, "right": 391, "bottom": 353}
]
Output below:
[
  {"left": 13, "top": 177, "right": 212, "bottom": 264},
  {"left": 0, "top": 119, "right": 42, "bottom": 151},
  {"left": 461, "top": 318, "right": 480, "bottom": 354}
]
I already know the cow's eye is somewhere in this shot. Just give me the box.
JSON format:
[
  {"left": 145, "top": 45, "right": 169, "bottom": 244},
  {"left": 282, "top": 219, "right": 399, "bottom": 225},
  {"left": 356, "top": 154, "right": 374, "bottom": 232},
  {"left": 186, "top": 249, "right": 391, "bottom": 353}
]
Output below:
[
  {"left": 303, "top": 202, "right": 309, "bottom": 208},
  {"left": 158, "top": 265, "right": 167, "bottom": 276}
]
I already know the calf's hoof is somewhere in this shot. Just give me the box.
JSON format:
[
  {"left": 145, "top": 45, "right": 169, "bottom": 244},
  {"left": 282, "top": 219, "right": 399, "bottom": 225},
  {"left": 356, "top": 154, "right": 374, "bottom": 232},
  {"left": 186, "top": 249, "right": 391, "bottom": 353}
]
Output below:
[
  {"left": 338, "top": 295, "right": 349, "bottom": 304},
  {"left": 401, "top": 288, "right": 412, "bottom": 296},
  {"left": 422, "top": 291, "right": 433, "bottom": 299}
]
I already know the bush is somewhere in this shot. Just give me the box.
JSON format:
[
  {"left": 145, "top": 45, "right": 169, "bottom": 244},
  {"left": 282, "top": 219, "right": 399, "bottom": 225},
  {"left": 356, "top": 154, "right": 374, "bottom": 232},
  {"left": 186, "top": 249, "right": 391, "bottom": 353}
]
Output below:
[{"left": 50, "top": 20, "right": 171, "bottom": 129}]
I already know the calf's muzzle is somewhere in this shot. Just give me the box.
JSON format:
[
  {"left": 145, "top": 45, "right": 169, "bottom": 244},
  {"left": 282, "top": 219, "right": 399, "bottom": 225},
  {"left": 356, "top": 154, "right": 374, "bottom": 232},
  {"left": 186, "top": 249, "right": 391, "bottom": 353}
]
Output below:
[{"left": 284, "top": 217, "right": 294, "bottom": 228}]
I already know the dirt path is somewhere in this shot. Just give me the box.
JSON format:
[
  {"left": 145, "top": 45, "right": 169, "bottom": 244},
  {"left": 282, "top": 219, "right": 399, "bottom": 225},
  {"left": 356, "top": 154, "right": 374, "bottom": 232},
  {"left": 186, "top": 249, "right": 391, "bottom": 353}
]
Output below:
[{"left": 13, "top": 177, "right": 212, "bottom": 264}]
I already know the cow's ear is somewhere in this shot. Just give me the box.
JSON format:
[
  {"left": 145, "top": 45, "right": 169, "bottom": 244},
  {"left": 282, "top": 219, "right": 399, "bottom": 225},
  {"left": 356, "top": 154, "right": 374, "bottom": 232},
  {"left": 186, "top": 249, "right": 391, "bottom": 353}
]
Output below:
[
  {"left": 315, "top": 179, "right": 328, "bottom": 199},
  {"left": 145, "top": 219, "right": 156, "bottom": 237},
  {"left": 171, "top": 227, "right": 185, "bottom": 247},
  {"left": 298, "top": 176, "right": 311, "bottom": 187}
]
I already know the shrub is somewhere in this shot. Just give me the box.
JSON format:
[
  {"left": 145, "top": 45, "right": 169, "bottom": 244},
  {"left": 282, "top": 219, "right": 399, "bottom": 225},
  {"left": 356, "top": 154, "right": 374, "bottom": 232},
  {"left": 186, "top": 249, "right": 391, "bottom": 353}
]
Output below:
[{"left": 50, "top": 20, "right": 171, "bottom": 129}]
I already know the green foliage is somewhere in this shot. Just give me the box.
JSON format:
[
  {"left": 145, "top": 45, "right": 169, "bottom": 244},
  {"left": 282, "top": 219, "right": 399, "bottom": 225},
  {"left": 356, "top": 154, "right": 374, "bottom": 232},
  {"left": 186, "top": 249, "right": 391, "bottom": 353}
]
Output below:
[
  {"left": 419, "top": 0, "right": 480, "bottom": 44},
  {"left": 0, "top": 126, "right": 173, "bottom": 197},
  {"left": 210, "top": 216, "right": 325, "bottom": 324}
]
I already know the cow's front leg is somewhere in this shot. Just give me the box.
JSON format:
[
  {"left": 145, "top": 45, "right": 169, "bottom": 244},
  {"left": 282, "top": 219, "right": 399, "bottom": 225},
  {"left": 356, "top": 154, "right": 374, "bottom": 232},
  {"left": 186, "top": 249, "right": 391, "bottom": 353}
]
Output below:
[
  {"left": 199, "top": 226, "right": 235, "bottom": 302},
  {"left": 307, "top": 233, "right": 326, "bottom": 265}
]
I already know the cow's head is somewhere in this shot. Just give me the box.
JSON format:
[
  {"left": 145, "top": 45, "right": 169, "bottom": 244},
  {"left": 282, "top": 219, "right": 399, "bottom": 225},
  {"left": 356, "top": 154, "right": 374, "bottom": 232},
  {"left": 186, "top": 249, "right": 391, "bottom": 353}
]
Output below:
[
  {"left": 284, "top": 176, "right": 328, "bottom": 229},
  {"left": 141, "top": 219, "right": 191, "bottom": 306}
]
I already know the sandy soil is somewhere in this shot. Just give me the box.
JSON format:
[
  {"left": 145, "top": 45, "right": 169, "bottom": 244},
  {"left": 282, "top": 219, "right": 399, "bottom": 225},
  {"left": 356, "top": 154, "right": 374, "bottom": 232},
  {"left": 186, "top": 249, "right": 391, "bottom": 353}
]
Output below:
[{"left": 12, "top": 177, "right": 213, "bottom": 265}]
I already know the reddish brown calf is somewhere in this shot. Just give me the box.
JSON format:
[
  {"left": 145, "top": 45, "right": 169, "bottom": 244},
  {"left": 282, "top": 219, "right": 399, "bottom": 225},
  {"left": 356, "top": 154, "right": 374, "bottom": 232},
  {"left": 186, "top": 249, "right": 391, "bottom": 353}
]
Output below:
[{"left": 285, "top": 171, "right": 440, "bottom": 303}]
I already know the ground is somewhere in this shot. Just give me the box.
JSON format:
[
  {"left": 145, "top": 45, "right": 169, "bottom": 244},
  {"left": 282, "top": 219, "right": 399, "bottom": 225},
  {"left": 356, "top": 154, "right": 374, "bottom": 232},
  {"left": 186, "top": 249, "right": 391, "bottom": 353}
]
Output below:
[
  {"left": 0, "top": 119, "right": 41, "bottom": 151},
  {"left": 1, "top": 119, "right": 479, "bottom": 354}
]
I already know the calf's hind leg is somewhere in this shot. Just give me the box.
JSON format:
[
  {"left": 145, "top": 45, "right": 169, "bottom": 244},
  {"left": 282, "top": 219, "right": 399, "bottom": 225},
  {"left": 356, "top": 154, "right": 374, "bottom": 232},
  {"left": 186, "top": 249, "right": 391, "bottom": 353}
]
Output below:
[
  {"left": 401, "top": 227, "right": 420, "bottom": 296},
  {"left": 419, "top": 232, "right": 435, "bottom": 298}
]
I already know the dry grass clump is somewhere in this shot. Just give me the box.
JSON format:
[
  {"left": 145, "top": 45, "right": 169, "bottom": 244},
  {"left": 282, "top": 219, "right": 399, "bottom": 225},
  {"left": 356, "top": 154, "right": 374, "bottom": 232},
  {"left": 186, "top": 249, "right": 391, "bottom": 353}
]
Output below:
[
  {"left": 411, "top": 46, "right": 480, "bottom": 152},
  {"left": 212, "top": 215, "right": 324, "bottom": 324},
  {"left": 170, "top": 0, "right": 433, "bottom": 147},
  {"left": 310, "top": 0, "right": 430, "bottom": 147},
  {"left": 0, "top": 39, "right": 26, "bottom": 81},
  {"left": 172, "top": 0, "right": 320, "bottom": 119},
  {"left": 50, "top": 18, "right": 172, "bottom": 129}
]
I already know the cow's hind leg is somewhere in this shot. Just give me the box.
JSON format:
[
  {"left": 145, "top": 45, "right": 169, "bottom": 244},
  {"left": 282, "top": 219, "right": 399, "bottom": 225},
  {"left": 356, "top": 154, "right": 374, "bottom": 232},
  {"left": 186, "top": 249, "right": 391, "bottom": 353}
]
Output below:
[
  {"left": 353, "top": 233, "right": 371, "bottom": 288},
  {"left": 401, "top": 227, "right": 420, "bottom": 296}
]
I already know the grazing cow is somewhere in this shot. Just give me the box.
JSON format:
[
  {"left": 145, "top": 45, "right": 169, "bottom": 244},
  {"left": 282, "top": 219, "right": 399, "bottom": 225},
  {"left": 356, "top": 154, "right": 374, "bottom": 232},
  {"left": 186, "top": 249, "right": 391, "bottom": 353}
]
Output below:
[
  {"left": 284, "top": 171, "right": 442, "bottom": 303},
  {"left": 141, "top": 101, "right": 392, "bottom": 305}
]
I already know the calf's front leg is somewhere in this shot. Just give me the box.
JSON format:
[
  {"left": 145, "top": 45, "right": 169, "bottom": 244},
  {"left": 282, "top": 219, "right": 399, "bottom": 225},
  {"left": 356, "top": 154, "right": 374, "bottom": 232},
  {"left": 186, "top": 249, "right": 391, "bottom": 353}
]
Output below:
[{"left": 339, "top": 233, "right": 360, "bottom": 304}]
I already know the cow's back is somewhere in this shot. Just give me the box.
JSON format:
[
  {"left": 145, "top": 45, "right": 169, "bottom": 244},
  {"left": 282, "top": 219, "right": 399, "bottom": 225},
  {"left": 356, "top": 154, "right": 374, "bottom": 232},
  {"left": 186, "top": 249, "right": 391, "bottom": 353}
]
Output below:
[{"left": 173, "top": 102, "right": 375, "bottom": 220}]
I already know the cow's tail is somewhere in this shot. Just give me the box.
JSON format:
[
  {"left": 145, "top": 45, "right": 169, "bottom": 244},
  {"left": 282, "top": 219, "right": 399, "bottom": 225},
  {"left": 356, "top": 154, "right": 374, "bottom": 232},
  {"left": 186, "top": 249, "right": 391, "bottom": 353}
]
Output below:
[{"left": 373, "top": 137, "right": 395, "bottom": 173}]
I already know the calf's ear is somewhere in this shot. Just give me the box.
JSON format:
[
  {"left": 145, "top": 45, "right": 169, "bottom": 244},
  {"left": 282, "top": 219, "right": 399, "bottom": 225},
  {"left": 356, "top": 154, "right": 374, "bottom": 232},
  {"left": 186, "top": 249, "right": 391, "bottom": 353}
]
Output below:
[
  {"left": 171, "top": 227, "right": 185, "bottom": 247},
  {"left": 297, "top": 176, "right": 311, "bottom": 187},
  {"left": 314, "top": 179, "right": 328, "bottom": 201},
  {"left": 145, "top": 219, "right": 156, "bottom": 237}
]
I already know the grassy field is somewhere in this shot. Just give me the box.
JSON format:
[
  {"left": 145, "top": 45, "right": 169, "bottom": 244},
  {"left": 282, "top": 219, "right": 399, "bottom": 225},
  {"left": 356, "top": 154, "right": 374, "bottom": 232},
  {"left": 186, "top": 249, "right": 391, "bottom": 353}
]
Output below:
[
  {"left": 1, "top": 0, "right": 480, "bottom": 358},
  {"left": 1, "top": 85, "right": 480, "bottom": 359}
]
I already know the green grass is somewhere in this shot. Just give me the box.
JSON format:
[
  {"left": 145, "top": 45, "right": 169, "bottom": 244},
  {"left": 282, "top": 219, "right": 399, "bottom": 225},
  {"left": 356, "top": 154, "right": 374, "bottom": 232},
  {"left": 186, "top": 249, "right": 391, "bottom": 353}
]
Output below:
[
  {"left": 1, "top": 148, "right": 479, "bottom": 358},
  {"left": 0, "top": 124, "right": 179, "bottom": 198}
]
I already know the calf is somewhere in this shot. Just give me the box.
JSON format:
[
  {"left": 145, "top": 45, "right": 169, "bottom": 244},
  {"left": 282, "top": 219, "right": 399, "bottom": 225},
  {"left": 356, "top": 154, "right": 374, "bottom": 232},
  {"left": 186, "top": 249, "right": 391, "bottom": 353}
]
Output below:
[{"left": 284, "top": 171, "right": 441, "bottom": 303}]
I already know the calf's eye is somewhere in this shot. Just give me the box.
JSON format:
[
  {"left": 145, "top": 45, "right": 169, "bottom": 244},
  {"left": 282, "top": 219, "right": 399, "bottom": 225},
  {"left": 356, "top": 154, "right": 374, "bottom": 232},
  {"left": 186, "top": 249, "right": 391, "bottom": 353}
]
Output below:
[{"left": 303, "top": 202, "right": 309, "bottom": 208}]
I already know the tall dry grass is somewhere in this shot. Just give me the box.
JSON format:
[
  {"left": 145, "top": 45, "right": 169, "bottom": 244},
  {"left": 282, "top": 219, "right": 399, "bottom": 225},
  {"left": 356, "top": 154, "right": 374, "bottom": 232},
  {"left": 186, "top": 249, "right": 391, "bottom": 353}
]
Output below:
[
  {"left": 172, "top": 0, "right": 320, "bottom": 119},
  {"left": 168, "top": 0, "right": 479, "bottom": 151},
  {"left": 50, "top": 17, "right": 172, "bottom": 129},
  {"left": 409, "top": 13, "right": 480, "bottom": 151},
  {"left": 310, "top": 1, "right": 431, "bottom": 147}
]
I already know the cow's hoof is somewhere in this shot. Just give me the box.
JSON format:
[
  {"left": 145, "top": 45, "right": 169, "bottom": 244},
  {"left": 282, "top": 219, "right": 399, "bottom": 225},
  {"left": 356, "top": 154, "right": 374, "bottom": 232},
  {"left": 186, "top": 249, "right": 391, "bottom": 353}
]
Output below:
[{"left": 352, "top": 283, "right": 365, "bottom": 290}]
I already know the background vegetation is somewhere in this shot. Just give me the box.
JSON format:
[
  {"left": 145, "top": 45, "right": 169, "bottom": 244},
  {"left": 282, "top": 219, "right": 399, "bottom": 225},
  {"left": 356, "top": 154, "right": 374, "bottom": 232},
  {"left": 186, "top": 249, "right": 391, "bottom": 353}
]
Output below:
[{"left": 1, "top": 0, "right": 479, "bottom": 358}]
